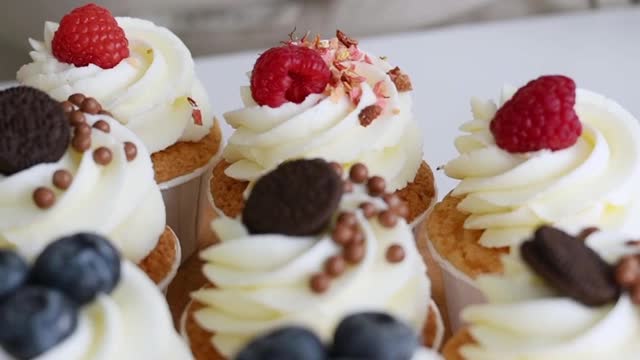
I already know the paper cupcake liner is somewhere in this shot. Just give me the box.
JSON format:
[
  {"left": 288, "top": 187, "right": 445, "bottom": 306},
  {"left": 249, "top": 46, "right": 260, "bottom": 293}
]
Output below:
[
  {"left": 158, "top": 227, "right": 182, "bottom": 293},
  {"left": 159, "top": 148, "right": 223, "bottom": 262},
  {"left": 425, "top": 238, "right": 486, "bottom": 332}
]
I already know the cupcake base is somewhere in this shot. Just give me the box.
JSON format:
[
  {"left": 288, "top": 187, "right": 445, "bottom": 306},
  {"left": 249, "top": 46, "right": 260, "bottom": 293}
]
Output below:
[
  {"left": 442, "top": 328, "right": 473, "bottom": 360},
  {"left": 180, "top": 298, "right": 445, "bottom": 360},
  {"left": 209, "top": 160, "right": 437, "bottom": 226},
  {"left": 138, "top": 226, "right": 181, "bottom": 291}
]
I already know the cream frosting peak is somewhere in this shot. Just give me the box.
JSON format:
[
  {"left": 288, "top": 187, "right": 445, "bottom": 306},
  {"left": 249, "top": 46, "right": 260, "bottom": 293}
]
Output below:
[
  {"left": 444, "top": 87, "right": 640, "bottom": 249},
  {"left": 222, "top": 39, "right": 422, "bottom": 193},
  {"left": 191, "top": 183, "right": 433, "bottom": 357},
  {"left": 0, "top": 111, "right": 165, "bottom": 263},
  {"left": 17, "top": 17, "right": 213, "bottom": 153}
]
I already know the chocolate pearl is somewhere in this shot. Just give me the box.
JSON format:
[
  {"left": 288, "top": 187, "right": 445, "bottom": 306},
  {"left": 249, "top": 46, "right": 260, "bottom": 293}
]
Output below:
[
  {"left": 310, "top": 273, "right": 331, "bottom": 293},
  {"left": 383, "top": 193, "right": 402, "bottom": 208},
  {"left": 616, "top": 256, "right": 640, "bottom": 288},
  {"left": 386, "top": 244, "right": 405, "bottom": 263},
  {"left": 344, "top": 243, "right": 365, "bottom": 264},
  {"left": 93, "top": 120, "right": 110, "bottom": 133},
  {"left": 72, "top": 135, "right": 91, "bottom": 152},
  {"left": 324, "top": 255, "right": 346, "bottom": 277},
  {"left": 99, "top": 109, "right": 113, "bottom": 117},
  {"left": 627, "top": 240, "right": 640, "bottom": 246},
  {"left": 93, "top": 147, "right": 113, "bottom": 165},
  {"left": 124, "top": 142, "right": 137, "bottom": 161},
  {"left": 359, "top": 202, "right": 377, "bottom": 218},
  {"left": 61, "top": 100, "right": 74, "bottom": 113},
  {"left": 74, "top": 123, "right": 91, "bottom": 137},
  {"left": 33, "top": 187, "right": 55, "bottom": 209},
  {"left": 349, "top": 163, "right": 368, "bottom": 183},
  {"left": 577, "top": 227, "right": 599, "bottom": 241},
  {"left": 337, "top": 212, "right": 357, "bottom": 227},
  {"left": 81, "top": 97, "right": 102, "bottom": 114},
  {"left": 343, "top": 181, "right": 354, "bottom": 193},
  {"left": 378, "top": 210, "right": 398, "bottom": 228},
  {"left": 52, "top": 170, "right": 73, "bottom": 190},
  {"left": 68, "top": 93, "right": 86, "bottom": 106},
  {"left": 329, "top": 162, "right": 343, "bottom": 177},
  {"left": 351, "top": 229, "right": 365, "bottom": 245},
  {"left": 68, "top": 110, "right": 86, "bottom": 126},
  {"left": 631, "top": 283, "right": 640, "bottom": 305},
  {"left": 367, "top": 176, "right": 386, "bottom": 196},
  {"left": 332, "top": 224, "right": 354, "bottom": 246},
  {"left": 394, "top": 203, "right": 410, "bottom": 219}
]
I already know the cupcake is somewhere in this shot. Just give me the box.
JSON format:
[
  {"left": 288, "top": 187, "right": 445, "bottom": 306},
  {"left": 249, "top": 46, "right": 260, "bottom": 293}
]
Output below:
[
  {"left": 210, "top": 30, "right": 435, "bottom": 227},
  {"left": 424, "top": 75, "right": 640, "bottom": 328},
  {"left": 233, "top": 312, "right": 443, "bottom": 360},
  {"left": 16, "top": 3, "right": 223, "bottom": 257},
  {"left": 0, "top": 233, "right": 192, "bottom": 359},
  {"left": 0, "top": 86, "right": 179, "bottom": 289},
  {"left": 180, "top": 159, "right": 444, "bottom": 359},
  {"left": 443, "top": 226, "right": 640, "bottom": 359}
]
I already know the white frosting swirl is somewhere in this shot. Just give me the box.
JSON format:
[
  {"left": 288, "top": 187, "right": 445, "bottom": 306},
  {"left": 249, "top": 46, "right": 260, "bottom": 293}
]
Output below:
[
  {"left": 17, "top": 18, "right": 213, "bottom": 153},
  {"left": 222, "top": 44, "right": 422, "bottom": 192},
  {"left": 0, "top": 112, "right": 165, "bottom": 263},
  {"left": 460, "top": 230, "right": 640, "bottom": 359},
  {"left": 0, "top": 262, "right": 193, "bottom": 360},
  {"left": 191, "top": 186, "right": 431, "bottom": 357},
  {"left": 444, "top": 87, "right": 640, "bottom": 249}
]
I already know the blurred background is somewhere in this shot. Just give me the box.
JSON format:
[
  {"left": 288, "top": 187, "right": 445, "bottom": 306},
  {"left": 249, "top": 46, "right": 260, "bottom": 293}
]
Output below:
[{"left": 1, "top": 0, "right": 637, "bottom": 80}]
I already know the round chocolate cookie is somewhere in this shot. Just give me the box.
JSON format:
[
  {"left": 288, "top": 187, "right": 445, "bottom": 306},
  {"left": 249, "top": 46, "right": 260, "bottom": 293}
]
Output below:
[
  {"left": 0, "top": 87, "right": 70, "bottom": 175},
  {"left": 243, "top": 159, "right": 343, "bottom": 236}
]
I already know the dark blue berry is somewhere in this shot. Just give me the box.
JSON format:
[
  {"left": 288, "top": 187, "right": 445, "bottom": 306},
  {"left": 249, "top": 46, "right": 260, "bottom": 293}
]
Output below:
[
  {"left": 0, "top": 250, "right": 28, "bottom": 300},
  {"left": 30, "top": 233, "right": 120, "bottom": 305},
  {"left": 331, "top": 312, "right": 418, "bottom": 360},
  {"left": 235, "top": 327, "right": 327, "bottom": 360},
  {"left": 0, "top": 286, "right": 77, "bottom": 359}
]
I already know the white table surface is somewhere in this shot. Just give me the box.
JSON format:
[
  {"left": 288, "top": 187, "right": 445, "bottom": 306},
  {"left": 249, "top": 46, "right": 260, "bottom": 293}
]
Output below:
[{"left": 3, "top": 7, "right": 640, "bottom": 196}]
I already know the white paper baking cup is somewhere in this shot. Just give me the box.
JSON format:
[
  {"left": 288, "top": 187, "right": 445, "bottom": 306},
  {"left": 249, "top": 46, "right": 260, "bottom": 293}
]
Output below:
[
  {"left": 425, "top": 238, "right": 486, "bottom": 332},
  {"left": 157, "top": 227, "right": 182, "bottom": 293},
  {"left": 159, "top": 147, "right": 222, "bottom": 262}
]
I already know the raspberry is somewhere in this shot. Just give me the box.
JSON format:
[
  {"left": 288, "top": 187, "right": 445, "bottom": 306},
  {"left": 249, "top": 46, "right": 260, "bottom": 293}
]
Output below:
[
  {"left": 52, "top": 4, "right": 129, "bottom": 69},
  {"left": 490, "top": 75, "right": 582, "bottom": 153},
  {"left": 251, "top": 45, "right": 331, "bottom": 108}
]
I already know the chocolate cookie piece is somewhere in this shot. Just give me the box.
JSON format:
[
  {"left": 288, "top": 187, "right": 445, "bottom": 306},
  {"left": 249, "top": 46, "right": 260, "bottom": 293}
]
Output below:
[
  {"left": 0, "top": 87, "right": 70, "bottom": 175},
  {"left": 521, "top": 226, "right": 619, "bottom": 306},
  {"left": 243, "top": 159, "right": 343, "bottom": 236}
]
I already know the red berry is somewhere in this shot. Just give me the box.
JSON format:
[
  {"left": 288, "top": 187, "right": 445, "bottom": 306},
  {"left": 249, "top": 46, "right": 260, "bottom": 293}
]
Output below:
[
  {"left": 490, "top": 75, "right": 582, "bottom": 153},
  {"left": 52, "top": 3, "right": 129, "bottom": 69},
  {"left": 251, "top": 45, "right": 331, "bottom": 108}
]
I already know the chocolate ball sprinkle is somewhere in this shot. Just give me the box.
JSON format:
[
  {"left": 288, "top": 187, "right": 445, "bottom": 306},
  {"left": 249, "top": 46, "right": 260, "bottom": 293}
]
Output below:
[
  {"left": 378, "top": 210, "right": 398, "bottom": 228},
  {"left": 61, "top": 100, "right": 74, "bottom": 113},
  {"left": 344, "top": 243, "right": 365, "bottom": 264},
  {"left": 386, "top": 244, "right": 406, "bottom": 263},
  {"left": 343, "top": 181, "right": 354, "bottom": 193},
  {"left": 349, "top": 163, "right": 368, "bottom": 183},
  {"left": 337, "top": 212, "right": 357, "bottom": 227},
  {"left": 68, "top": 110, "right": 86, "bottom": 126},
  {"left": 98, "top": 109, "right": 113, "bottom": 117},
  {"left": 332, "top": 225, "right": 354, "bottom": 246},
  {"left": 33, "top": 187, "right": 55, "bottom": 209},
  {"left": 310, "top": 273, "right": 331, "bottom": 293},
  {"left": 359, "top": 202, "right": 377, "bottom": 218},
  {"left": 631, "top": 283, "right": 640, "bottom": 305},
  {"left": 68, "top": 93, "right": 86, "bottom": 106},
  {"left": 351, "top": 229, "right": 365, "bottom": 245},
  {"left": 74, "top": 123, "right": 91, "bottom": 137},
  {"left": 72, "top": 135, "right": 91, "bottom": 152},
  {"left": 616, "top": 256, "right": 640, "bottom": 288},
  {"left": 325, "top": 255, "right": 346, "bottom": 277},
  {"left": 367, "top": 176, "right": 386, "bottom": 196},
  {"left": 93, "top": 120, "right": 110, "bottom": 133},
  {"left": 329, "top": 161, "right": 343, "bottom": 177},
  {"left": 124, "top": 142, "right": 137, "bottom": 162},
  {"left": 80, "top": 97, "right": 101, "bottom": 114},
  {"left": 93, "top": 147, "right": 113, "bottom": 165},
  {"left": 52, "top": 170, "right": 73, "bottom": 190}
]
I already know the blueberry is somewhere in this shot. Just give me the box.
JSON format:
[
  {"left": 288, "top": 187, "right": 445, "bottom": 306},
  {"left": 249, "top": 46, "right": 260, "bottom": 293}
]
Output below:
[
  {"left": 30, "top": 233, "right": 120, "bottom": 305},
  {"left": 331, "top": 312, "right": 418, "bottom": 360},
  {"left": 235, "top": 327, "right": 327, "bottom": 360},
  {"left": 0, "top": 250, "right": 28, "bottom": 300},
  {"left": 0, "top": 286, "right": 77, "bottom": 359}
]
